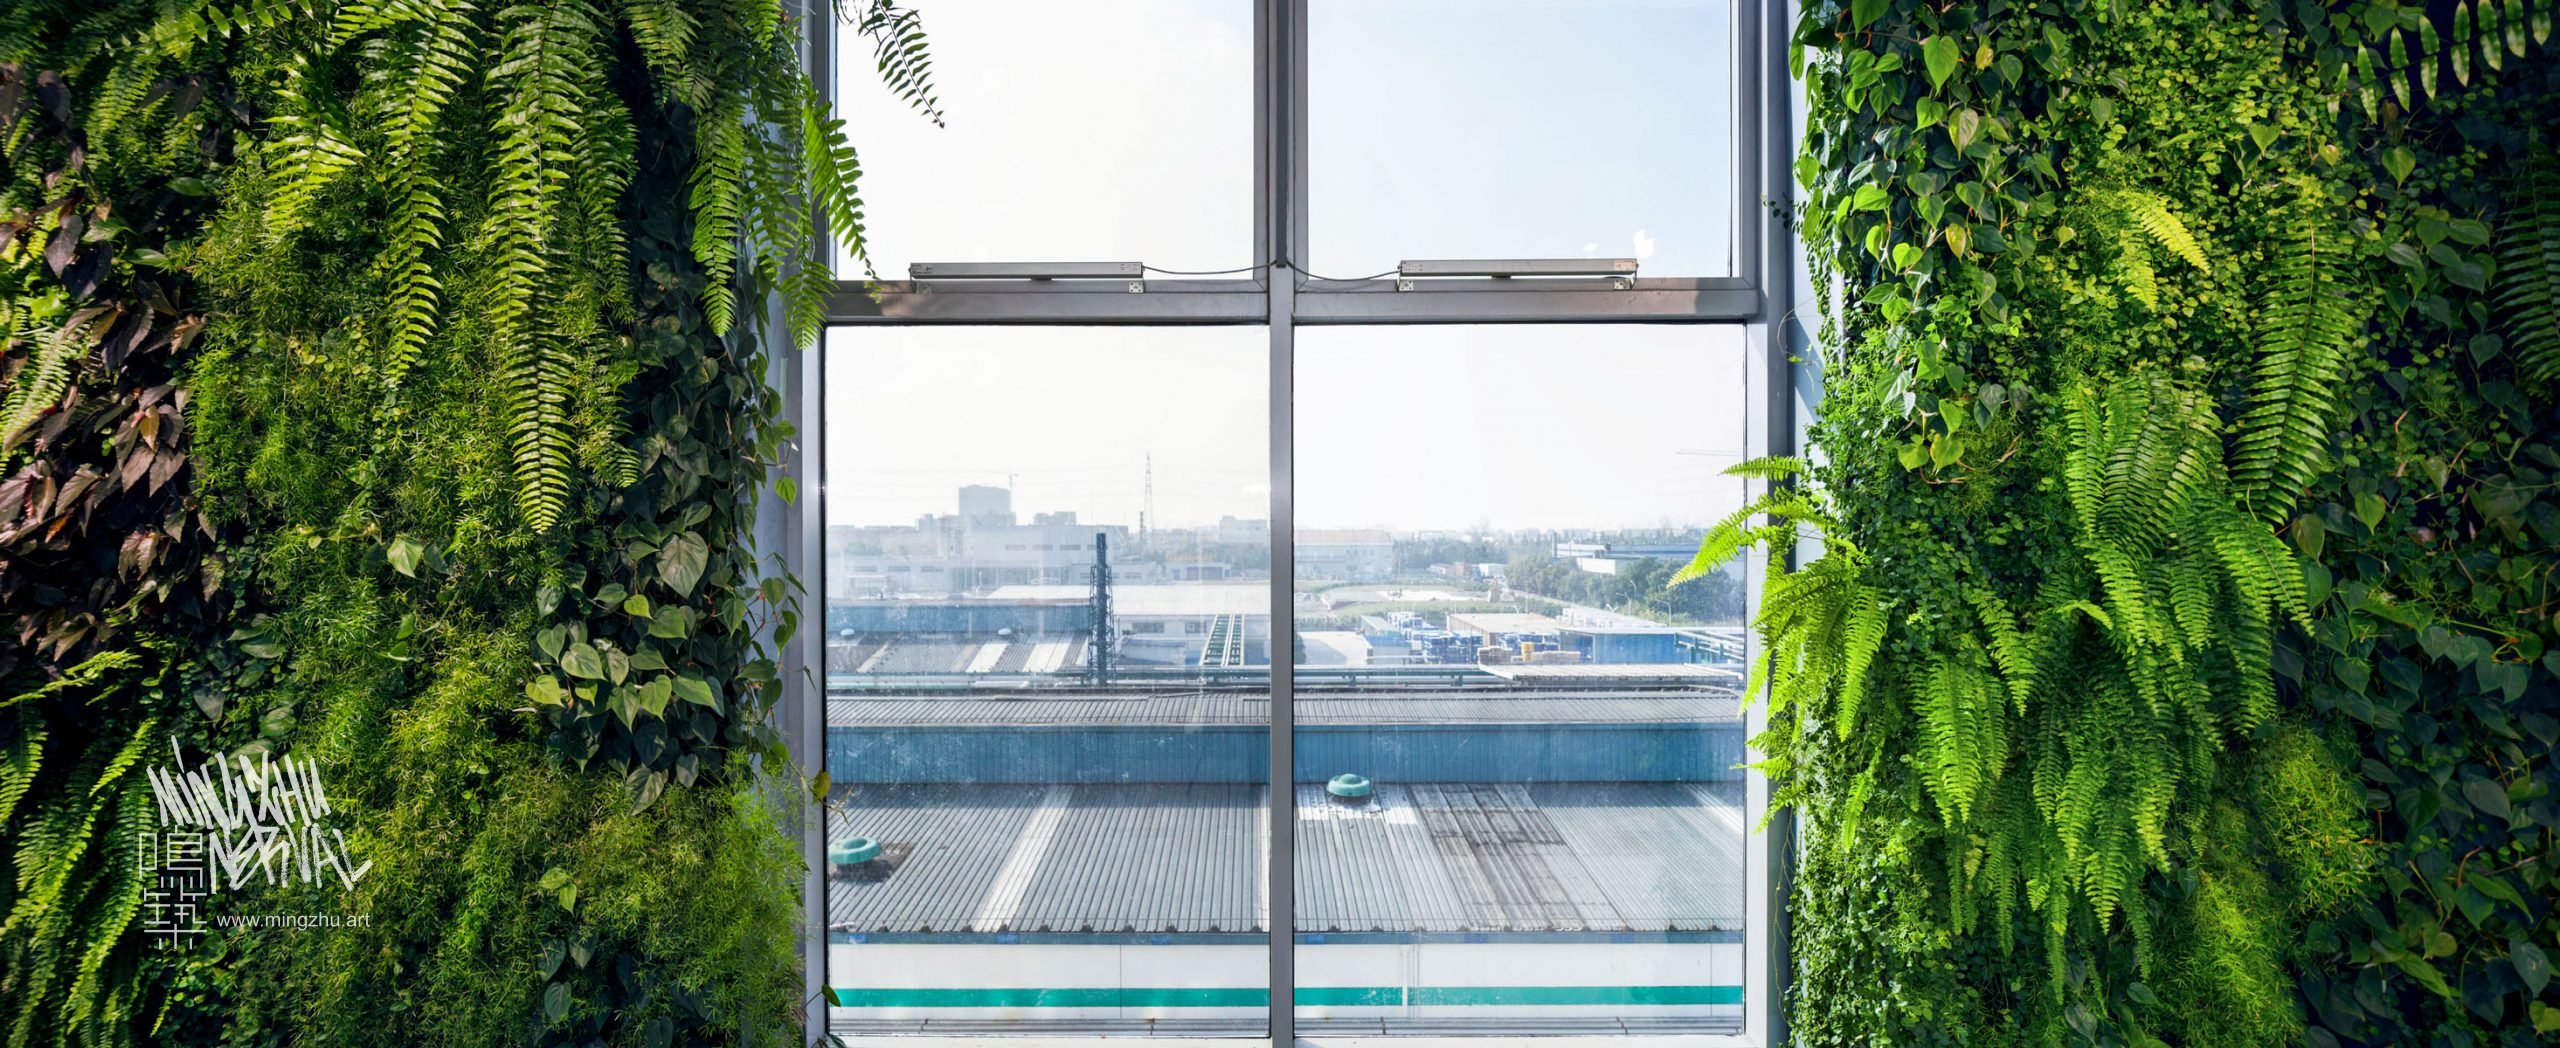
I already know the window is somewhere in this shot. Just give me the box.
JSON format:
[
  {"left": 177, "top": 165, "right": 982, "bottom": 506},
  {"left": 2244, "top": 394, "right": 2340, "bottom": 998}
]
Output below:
[
  {"left": 813, "top": 1, "right": 1782, "bottom": 1042},
  {"left": 1291, "top": 326, "right": 1749, "bottom": 1034},
  {"left": 1308, "top": 0, "right": 1739, "bottom": 279},
  {"left": 821, "top": 328, "right": 1272, "bottom": 1034},
  {"left": 829, "top": 0, "right": 1255, "bottom": 277}
]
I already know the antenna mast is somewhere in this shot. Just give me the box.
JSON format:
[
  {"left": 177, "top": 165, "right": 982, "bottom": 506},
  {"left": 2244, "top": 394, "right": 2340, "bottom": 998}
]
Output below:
[{"left": 1088, "top": 532, "right": 1114, "bottom": 685}]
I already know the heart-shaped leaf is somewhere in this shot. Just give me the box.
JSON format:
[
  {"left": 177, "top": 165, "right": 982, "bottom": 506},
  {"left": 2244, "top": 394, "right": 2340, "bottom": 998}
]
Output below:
[
  {"left": 659, "top": 532, "right": 709, "bottom": 596},
  {"left": 1924, "top": 35, "right": 1961, "bottom": 90}
]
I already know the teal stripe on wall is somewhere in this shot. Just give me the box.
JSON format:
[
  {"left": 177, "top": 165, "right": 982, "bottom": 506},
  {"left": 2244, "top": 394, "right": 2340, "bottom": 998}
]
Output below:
[
  {"left": 828, "top": 987, "right": 1269, "bottom": 1008},
  {"left": 828, "top": 985, "right": 1744, "bottom": 1008}
]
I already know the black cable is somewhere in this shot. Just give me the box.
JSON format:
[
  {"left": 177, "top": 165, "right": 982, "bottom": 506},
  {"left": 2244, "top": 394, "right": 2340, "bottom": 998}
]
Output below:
[
  {"left": 1284, "top": 260, "right": 1400, "bottom": 283},
  {"left": 1139, "top": 260, "right": 1279, "bottom": 277},
  {"left": 1131, "top": 259, "right": 1400, "bottom": 282}
]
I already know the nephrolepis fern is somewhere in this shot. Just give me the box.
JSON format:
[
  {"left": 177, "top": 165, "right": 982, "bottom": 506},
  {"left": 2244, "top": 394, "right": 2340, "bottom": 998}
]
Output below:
[
  {"left": 2085, "top": 188, "right": 2211, "bottom": 312},
  {"left": 0, "top": 652, "right": 168, "bottom": 1048},
  {"left": 2232, "top": 193, "right": 2362, "bottom": 523},
  {"left": 176, "top": 0, "right": 942, "bottom": 530},
  {"left": 2497, "top": 148, "right": 2560, "bottom": 388},
  {"left": 1697, "top": 355, "right": 2339, "bottom": 973}
]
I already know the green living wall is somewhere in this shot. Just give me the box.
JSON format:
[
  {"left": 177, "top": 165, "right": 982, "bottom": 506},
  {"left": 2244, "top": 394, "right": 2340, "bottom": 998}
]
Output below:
[
  {"left": 0, "top": 1, "right": 933, "bottom": 1043},
  {"left": 1725, "top": 1, "right": 2557, "bottom": 1044}
]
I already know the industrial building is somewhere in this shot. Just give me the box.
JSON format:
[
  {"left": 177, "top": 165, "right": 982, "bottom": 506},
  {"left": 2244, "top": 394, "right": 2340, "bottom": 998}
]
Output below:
[
  {"left": 1554, "top": 539, "right": 1701, "bottom": 575},
  {"left": 830, "top": 487, "right": 1135, "bottom": 597},
  {"left": 821, "top": 531, "right": 1751, "bottom": 1033},
  {"left": 1295, "top": 528, "right": 1396, "bottom": 580},
  {"left": 825, "top": 676, "right": 1747, "bottom": 1034}
]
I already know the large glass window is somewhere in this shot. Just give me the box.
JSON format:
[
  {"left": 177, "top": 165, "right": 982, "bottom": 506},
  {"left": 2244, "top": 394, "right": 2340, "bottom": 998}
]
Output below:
[
  {"left": 823, "top": 328, "right": 1272, "bottom": 1035},
  {"left": 1290, "top": 326, "right": 1749, "bottom": 1034},
  {"left": 831, "top": 0, "right": 1255, "bottom": 277},
  {"left": 819, "top": 0, "right": 1774, "bottom": 1040},
  {"left": 1308, "top": 0, "right": 1737, "bottom": 279}
]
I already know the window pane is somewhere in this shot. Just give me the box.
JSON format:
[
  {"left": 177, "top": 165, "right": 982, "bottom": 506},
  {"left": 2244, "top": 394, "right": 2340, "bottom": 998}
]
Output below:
[
  {"left": 833, "top": 0, "right": 1254, "bottom": 276},
  {"left": 824, "top": 328, "right": 1271, "bottom": 1036},
  {"left": 1291, "top": 325, "right": 1749, "bottom": 1035},
  {"left": 1308, "top": 0, "right": 1736, "bottom": 279}
]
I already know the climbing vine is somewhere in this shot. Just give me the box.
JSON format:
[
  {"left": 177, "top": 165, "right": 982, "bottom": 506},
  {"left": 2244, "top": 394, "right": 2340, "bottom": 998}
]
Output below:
[
  {"left": 1713, "top": 1, "right": 2558, "bottom": 1044},
  {"left": 1, "top": 0, "right": 936, "bottom": 1042}
]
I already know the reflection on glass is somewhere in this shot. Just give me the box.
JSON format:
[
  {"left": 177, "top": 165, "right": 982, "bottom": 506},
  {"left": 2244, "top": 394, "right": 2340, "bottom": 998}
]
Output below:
[
  {"left": 832, "top": 0, "right": 1253, "bottom": 276},
  {"left": 1291, "top": 326, "right": 1750, "bottom": 1035},
  {"left": 823, "top": 328, "right": 1270, "bottom": 1036},
  {"left": 1309, "top": 0, "right": 1735, "bottom": 279}
]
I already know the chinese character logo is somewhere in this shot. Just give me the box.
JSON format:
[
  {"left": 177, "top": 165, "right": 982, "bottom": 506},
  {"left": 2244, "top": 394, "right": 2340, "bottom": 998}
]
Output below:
[{"left": 138, "top": 744, "right": 372, "bottom": 946}]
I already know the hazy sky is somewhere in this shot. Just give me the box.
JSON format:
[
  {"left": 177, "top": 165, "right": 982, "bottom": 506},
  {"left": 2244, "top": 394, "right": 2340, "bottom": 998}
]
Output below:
[{"left": 824, "top": 0, "right": 1746, "bottom": 534}]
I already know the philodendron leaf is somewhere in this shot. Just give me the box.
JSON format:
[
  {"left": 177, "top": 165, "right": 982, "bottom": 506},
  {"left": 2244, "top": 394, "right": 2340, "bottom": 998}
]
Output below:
[
  {"left": 2514, "top": 940, "right": 2551, "bottom": 997},
  {"left": 659, "top": 532, "right": 709, "bottom": 596},
  {"left": 636, "top": 676, "right": 673, "bottom": 718},
  {"left": 672, "top": 674, "right": 720, "bottom": 710},
  {"left": 560, "top": 643, "right": 605, "bottom": 680},
  {"left": 1924, "top": 34, "right": 1961, "bottom": 90},
  {"left": 648, "top": 606, "right": 694, "bottom": 640}
]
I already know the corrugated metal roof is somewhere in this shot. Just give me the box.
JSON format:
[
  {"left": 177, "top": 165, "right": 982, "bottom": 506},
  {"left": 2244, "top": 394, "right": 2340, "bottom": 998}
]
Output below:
[
  {"left": 827, "top": 781, "right": 1743, "bottom": 936},
  {"left": 1478, "top": 664, "right": 1743, "bottom": 682},
  {"left": 987, "top": 583, "right": 1269, "bottom": 617},
  {"left": 1447, "top": 612, "right": 1565, "bottom": 635}
]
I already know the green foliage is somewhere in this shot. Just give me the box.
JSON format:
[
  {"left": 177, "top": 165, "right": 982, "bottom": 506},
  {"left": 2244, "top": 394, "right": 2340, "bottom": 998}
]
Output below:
[
  {"left": 0, "top": 657, "right": 168, "bottom": 1048},
  {"left": 0, "top": 41, "right": 234, "bottom": 1045},
  {"left": 3, "top": 0, "right": 934, "bottom": 1041},
  {"left": 2498, "top": 148, "right": 2560, "bottom": 386},
  {"left": 1761, "top": 1, "right": 2553, "bottom": 1043},
  {"left": 90, "top": 0, "right": 932, "bottom": 532}
]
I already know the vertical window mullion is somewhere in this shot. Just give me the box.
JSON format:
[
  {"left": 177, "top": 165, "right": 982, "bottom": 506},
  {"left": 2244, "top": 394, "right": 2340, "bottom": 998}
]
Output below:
[{"left": 1264, "top": 0, "right": 1299, "bottom": 1039}]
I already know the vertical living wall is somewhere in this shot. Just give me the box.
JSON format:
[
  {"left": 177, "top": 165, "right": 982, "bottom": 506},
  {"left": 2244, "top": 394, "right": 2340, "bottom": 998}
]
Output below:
[
  {"left": 1, "top": 1, "right": 933, "bottom": 1044},
  {"left": 1737, "top": 1, "right": 2558, "bottom": 1045}
]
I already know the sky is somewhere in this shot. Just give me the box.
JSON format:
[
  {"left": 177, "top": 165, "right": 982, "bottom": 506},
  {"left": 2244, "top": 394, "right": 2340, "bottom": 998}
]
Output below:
[{"left": 824, "top": 0, "right": 1746, "bottom": 535}]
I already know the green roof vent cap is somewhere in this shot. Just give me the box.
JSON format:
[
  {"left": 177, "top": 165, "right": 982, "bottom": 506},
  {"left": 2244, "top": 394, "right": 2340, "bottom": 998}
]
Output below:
[
  {"left": 1326, "top": 773, "right": 1374, "bottom": 802},
  {"left": 830, "top": 837, "right": 882, "bottom": 866}
]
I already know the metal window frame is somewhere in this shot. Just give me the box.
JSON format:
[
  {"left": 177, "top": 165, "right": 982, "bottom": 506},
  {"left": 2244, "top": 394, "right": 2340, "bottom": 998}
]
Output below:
[{"left": 794, "top": 1, "right": 1798, "bottom": 1044}]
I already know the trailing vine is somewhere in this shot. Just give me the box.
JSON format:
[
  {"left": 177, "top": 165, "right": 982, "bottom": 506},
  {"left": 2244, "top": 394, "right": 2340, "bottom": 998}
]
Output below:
[
  {"left": 2, "top": 0, "right": 938, "bottom": 1042},
  {"left": 1722, "top": 1, "right": 2557, "bottom": 1043}
]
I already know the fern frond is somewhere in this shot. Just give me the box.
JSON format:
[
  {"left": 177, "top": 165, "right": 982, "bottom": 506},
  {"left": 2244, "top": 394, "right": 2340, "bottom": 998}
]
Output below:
[
  {"left": 2233, "top": 197, "right": 2361, "bottom": 522},
  {"left": 2495, "top": 150, "right": 2560, "bottom": 387},
  {"left": 372, "top": 0, "right": 475, "bottom": 386},
  {"left": 688, "top": 108, "right": 746, "bottom": 335},
  {"left": 0, "top": 722, "right": 45, "bottom": 829},
  {"left": 1916, "top": 648, "right": 2000, "bottom": 824},
  {"left": 1720, "top": 455, "right": 1811, "bottom": 481},
  {"left": 2113, "top": 240, "right": 2160, "bottom": 310},
  {"left": 261, "top": 55, "right": 366, "bottom": 239},
  {"left": 620, "top": 0, "right": 709, "bottom": 108},
  {"left": 857, "top": 0, "right": 943, "bottom": 126},
  {"left": 1967, "top": 587, "right": 2037, "bottom": 711},
  {"left": 1834, "top": 588, "right": 1889, "bottom": 735},
  {"left": 0, "top": 302, "right": 104, "bottom": 456},
  {"left": 2116, "top": 188, "right": 2211, "bottom": 272}
]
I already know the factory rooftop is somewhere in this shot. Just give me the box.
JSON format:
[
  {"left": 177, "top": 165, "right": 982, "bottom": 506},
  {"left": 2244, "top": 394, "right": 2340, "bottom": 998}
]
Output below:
[{"left": 827, "top": 780, "right": 1745, "bottom": 940}]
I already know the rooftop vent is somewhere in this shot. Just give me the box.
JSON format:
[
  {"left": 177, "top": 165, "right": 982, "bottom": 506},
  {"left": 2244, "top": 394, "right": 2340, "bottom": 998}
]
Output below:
[{"left": 829, "top": 836, "right": 882, "bottom": 867}]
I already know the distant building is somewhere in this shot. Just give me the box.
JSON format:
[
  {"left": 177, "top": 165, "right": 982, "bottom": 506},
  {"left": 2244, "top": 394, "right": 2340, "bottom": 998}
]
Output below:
[
  {"left": 1296, "top": 528, "right": 1394, "bottom": 580},
  {"left": 1554, "top": 540, "right": 1698, "bottom": 575},
  {"left": 1215, "top": 516, "right": 1270, "bottom": 545},
  {"left": 835, "top": 487, "right": 1127, "bottom": 595},
  {"left": 958, "top": 484, "right": 1015, "bottom": 528},
  {"left": 989, "top": 583, "right": 1270, "bottom": 665}
]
